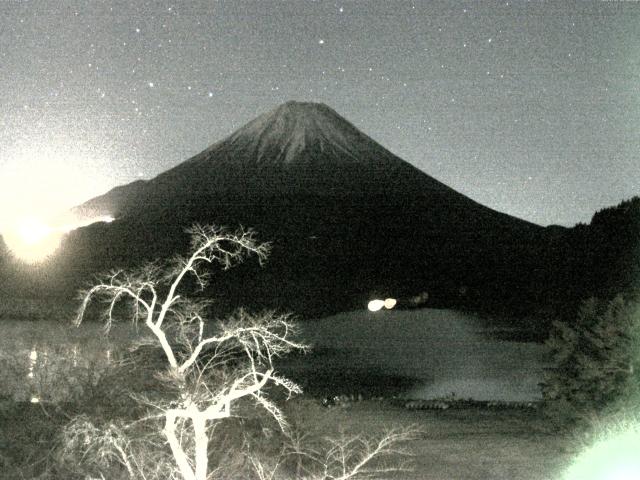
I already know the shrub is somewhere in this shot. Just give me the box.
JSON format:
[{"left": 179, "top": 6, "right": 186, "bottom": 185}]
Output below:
[{"left": 542, "top": 295, "right": 640, "bottom": 426}]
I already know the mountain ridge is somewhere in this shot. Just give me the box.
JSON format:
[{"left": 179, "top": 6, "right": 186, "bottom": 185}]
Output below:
[{"left": 74, "top": 101, "right": 537, "bottom": 230}]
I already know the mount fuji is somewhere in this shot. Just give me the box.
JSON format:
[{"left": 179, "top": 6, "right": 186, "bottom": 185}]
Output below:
[{"left": 51, "top": 102, "right": 553, "bottom": 318}]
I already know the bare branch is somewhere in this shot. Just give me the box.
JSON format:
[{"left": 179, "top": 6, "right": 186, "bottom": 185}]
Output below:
[
  {"left": 321, "top": 427, "right": 421, "bottom": 480},
  {"left": 71, "top": 224, "right": 312, "bottom": 480}
]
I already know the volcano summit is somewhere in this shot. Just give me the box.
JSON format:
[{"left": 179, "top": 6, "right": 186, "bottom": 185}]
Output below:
[{"left": 75, "top": 101, "right": 485, "bottom": 217}]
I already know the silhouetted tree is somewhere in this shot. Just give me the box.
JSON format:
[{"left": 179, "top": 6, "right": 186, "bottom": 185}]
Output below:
[{"left": 542, "top": 294, "right": 640, "bottom": 425}]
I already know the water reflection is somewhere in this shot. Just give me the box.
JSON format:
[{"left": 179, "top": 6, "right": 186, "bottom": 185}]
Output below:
[
  {"left": 28, "top": 348, "right": 37, "bottom": 378},
  {"left": 72, "top": 345, "right": 78, "bottom": 367},
  {"left": 14, "top": 342, "right": 116, "bottom": 403}
]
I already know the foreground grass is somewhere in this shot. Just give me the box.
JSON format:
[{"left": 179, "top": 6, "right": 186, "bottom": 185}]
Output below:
[
  {"left": 0, "top": 396, "right": 575, "bottom": 480},
  {"left": 286, "top": 399, "right": 574, "bottom": 480}
]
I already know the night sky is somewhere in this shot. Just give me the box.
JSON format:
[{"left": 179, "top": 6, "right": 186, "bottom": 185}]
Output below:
[{"left": 1, "top": 1, "right": 638, "bottom": 227}]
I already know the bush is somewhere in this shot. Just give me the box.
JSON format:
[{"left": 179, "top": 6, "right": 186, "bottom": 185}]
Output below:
[{"left": 542, "top": 295, "right": 640, "bottom": 426}]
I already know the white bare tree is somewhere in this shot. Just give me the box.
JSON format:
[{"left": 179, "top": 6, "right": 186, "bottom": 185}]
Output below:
[
  {"left": 75, "top": 224, "right": 308, "bottom": 480},
  {"left": 249, "top": 426, "right": 419, "bottom": 480},
  {"left": 70, "top": 224, "right": 419, "bottom": 480}
]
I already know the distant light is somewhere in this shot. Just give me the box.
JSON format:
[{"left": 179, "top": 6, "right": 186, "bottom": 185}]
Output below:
[
  {"left": 368, "top": 297, "right": 398, "bottom": 312},
  {"left": 410, "top": 291, "right": 429, "bottom": 307},
  {"left": 368, "top": 299, "right": 385, "bottom": 312},
  {"left": 384, "top": 298, "right": 397, "bottom": 309},
  {"left": 318, "top": 39, "right": 325, "bottom": 44},
  {"left": 30, "top": 397, "right": 39, "bottom": 403}
]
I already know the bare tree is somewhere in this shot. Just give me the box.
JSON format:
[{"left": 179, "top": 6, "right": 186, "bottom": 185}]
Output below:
[
  {"left": 71, "top": 224, "right": 418, "bottom": 480},
  {"left": 75, "top": 225, "right": 308, "bottom": 480},
  {"left": 250, "top": 426, "right": 420, "bottom": 480}
]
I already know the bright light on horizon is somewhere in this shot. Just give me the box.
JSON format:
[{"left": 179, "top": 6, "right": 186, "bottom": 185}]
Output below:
[
  {"left": 0, "top": 139, "right": 111, "bottom": 226},
  {"left": 0, "top": 138, "right": 116, "bottom": 262},
  {"left": 16, "top": 217, "right": 52, "bottom": 245},
  {"left": 3, "top": 216, "right": 62, "bottom": 263},
  {"left": 2, "top": 214, "right": 115, "bottom": 263}
]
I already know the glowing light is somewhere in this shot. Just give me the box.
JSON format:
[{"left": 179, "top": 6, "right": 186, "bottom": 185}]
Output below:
[
  {"left": 30, "top": 397, "right": 39, "bottom": 403},
  {"left": 16, "top": 217, "right": 51, "bottom": 245},
  {"left": 368, "top": 298, "right": 398, "bottom": 312},
  {"left": 368, "top": 299, "right": 385, "bottom": 312},
  {"left": 0, "top": 138, "right": 111, "bottom": 259},
  {"left": 3, "top": 217, "right": 62, "bottom": 263},
  {"left": 3, "top": 214, "right": 114, "bottom": 263},
  {"left": 563, "top": 422, "right": 640, "bottom": 480}
]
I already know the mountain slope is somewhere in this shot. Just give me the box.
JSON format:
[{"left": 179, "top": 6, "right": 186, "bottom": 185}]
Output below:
[{"left": 74, "top": 102, "right": 526, "bottom": 222}]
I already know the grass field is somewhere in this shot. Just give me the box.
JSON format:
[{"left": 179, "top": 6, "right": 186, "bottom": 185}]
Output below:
[
  {"left": 0, "top": 305, "right": 573, "bottom": 479},
  {"left": 285, "top": 399, "right": 574, "bottom": 480},
  {"left": 0, "top": 396, "right": 576, "bottom": 479}
]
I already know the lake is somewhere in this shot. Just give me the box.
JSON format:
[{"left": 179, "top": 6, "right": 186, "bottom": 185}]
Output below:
[
  {"left": 0, "top": 308, "right": 549, "bottom": 403},
  {"left": 289, "top": 308, "right": 549, "bottom": 402}
]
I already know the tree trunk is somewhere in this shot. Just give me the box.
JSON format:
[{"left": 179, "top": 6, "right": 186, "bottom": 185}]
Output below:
[
  {"left": 193, "top": 416, "right": 209, "bottom": 480},
  {"left": 165, "top": 411, "right": 196, "bottom": 480}
]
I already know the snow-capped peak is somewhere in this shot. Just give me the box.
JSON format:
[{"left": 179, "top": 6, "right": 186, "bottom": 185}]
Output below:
[{"left": 225, "top": 101, "right": 379, "bottom": 165}]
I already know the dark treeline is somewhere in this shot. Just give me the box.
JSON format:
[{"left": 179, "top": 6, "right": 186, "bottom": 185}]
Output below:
[
  {"left": 544, "top": 196, "right": 640, "bottom": 320},
  {"left": 1, "top": 196, "right": 638, "bottom": 341}
]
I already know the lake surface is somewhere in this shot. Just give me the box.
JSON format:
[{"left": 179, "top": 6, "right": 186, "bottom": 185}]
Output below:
[
  {"left": 0, "top": 308, "right": 549, "bottom": 403},
  {"left": 292, "top": 309, "right": 549, "bottom": 402}
]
